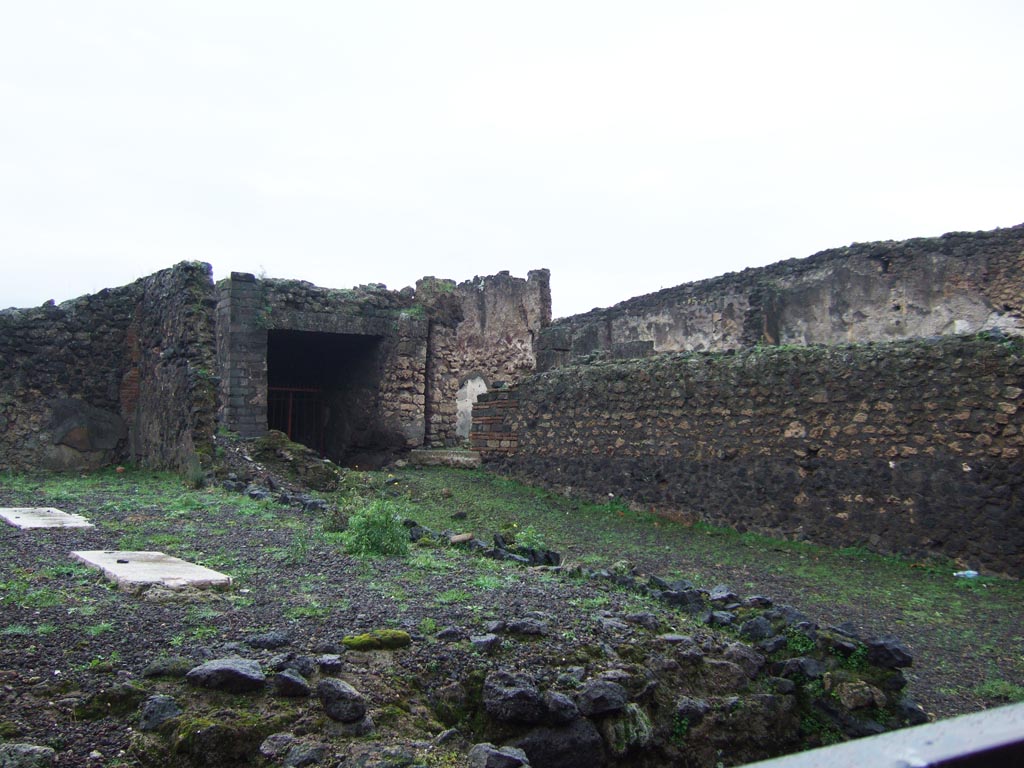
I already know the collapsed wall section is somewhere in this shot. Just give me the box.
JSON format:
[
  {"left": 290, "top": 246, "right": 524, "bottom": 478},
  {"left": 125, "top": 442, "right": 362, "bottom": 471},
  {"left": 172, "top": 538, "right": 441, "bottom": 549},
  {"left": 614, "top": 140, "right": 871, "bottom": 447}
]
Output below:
[
  {"left": 537, "top": 224, "right": 1024, "bottom": 370},
  {"left": 0, "top": 262, "right": 217, "bottom": 472},
  {"left": 418, "top": 269, "right": 550, "bottom": 447},
  {"left": 474, "top": 334, "right": 1024, "bottom": 575}
]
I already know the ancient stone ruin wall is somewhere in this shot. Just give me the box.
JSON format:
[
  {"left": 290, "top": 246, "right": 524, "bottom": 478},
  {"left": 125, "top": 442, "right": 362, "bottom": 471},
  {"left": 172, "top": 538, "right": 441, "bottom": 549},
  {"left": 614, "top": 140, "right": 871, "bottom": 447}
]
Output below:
[
  {"left": 127, "top": 263, "right": 219, "bottom": 471},
  {"left": 216, "top": 274, "right": 429, "bottom": 461},
  {"left": 215, "top": 268, "right": 547, "bottom": 459},
  {"left": 474, "top": 334, "right": 1024, "bottom": 575},
  {"left": 418, "top": 270, "right": 551, "bottom": 446},
  {"left": 0, "top": 262, "right": 217, "bottom": 472},
  {"left": 537, "top": 224, "right": 1024, "bottom": 370}
]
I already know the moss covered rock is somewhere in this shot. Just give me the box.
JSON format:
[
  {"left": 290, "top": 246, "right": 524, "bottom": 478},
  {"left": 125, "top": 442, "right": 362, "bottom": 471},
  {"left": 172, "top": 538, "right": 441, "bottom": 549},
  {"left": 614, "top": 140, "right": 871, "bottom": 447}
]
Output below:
[{"left": 342, "top": 629, "right": 412, "bottom": 651}]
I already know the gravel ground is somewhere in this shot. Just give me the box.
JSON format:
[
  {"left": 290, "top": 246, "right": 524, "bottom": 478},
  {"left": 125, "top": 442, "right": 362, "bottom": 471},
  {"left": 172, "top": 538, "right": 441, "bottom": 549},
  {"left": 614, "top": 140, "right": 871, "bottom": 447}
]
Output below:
[{"left": 0, "top": 456, "right": 1019, "bottom": 766}]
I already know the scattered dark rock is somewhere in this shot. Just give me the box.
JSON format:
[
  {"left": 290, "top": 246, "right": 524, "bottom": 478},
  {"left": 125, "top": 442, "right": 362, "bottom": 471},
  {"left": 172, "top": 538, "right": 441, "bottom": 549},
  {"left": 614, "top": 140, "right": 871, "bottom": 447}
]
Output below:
[
  {"left": 774, "top": 657, "right": 825, "bottom": 680},
  {"left": 471, "top": 634, "right": 502, "bottom": 655},
  {"left": 675, "top": 695, "right": 711, "bottom": 723},
  {"left": 768, "top": 677, "right": 797, "bottom": 695},
  {"left": 284, "top": 741, "right": 332, "bottom": 767},
  {"left": 0, "top": 743, "right": 57, "bottom": 767},
  {"left": 246, "top": 630, "right": 291, "bottom": 649},
  {"left": 658, "top": 588, "right": 706, "bottom": 613},
  {"left": 269, "top": 653, "right": 316, "bottom": 677},
  {"left": 867, "top": 636, "right": 914, "bottom": 668},
  {"left": 597, "top": 616, "right": 629, "bottom": 631},
  {"left": 624, "top": 612, "right": 660, "bottom": 631},
  {"left": 260, "top": 732, "right": 297, "bottom": 760},
  {"left": 724, "top": 642, "right": 766, "bottom": 678},
  {"left": 141, "top": 656, "right": 194, "bottom": 678},
  {"left": 897, "top": 697, "right": 930, "bottom": 725},
  {"left": 467, "top": 743, "right": 531, "bottom": 768},
  {"left": 317, "top": 678, "right": 368, "bottom": 723},
  {"left": 246, "top": 485, "right": 271, "bottom": 501},
  {"left": 575, "top": 679, "right": 629, "bottom": 717},
  {"left": 759, "top": 635, "right": 789, "bottom": 654},
  {"left": 272, "top": 669, "right": 312, "bottom": 698},
  {"left": 138, "top": 695, "right": 182, "bottom": 731},
  {"left": 766, "top": 605, "right": 809, "bottom": 627},
  {"left": 506, "top": 619, "right": 547, "bottom": 636},
  {"left": 482, "top": 671, "right": 546, "bottom": 724},
  {"left": 317, "top": 655, "right": 344, "bottom": 674},
  {"left": 706, "top": 610, "right": 736, "bottom": 627},
  {"left": 185, "top": 658, "right": 266, "bottom": 693},
  {"left": 543, "top": 690, "right": 581, "bottom": 724},
  {"left": 324, "top": 713, "right": 375, "bottom": 737},
  {"left": 709, "top": 584, "right": 738, "bottom": 604},
  {"left": 740, "top": 615, "right": 775, "bottom": 641},
  {"left": 511, "top": 718, "right": 606, "bottom": 768},
  {"left": 436, "top": 626, "right": 467, "bottom": 642}
]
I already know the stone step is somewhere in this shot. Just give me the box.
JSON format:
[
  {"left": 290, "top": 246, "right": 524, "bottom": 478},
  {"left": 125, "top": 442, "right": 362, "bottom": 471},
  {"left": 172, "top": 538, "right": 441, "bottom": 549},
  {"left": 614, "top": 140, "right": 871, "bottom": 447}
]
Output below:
[
  {"left": 71, "top": 550, "right": 232, "bottom": 591},
  {"left": 0, "top": 507, "right": 94, "bottom": 529},
  {"left": 407, "top": 449, "right": 482, "bottom": 469}
]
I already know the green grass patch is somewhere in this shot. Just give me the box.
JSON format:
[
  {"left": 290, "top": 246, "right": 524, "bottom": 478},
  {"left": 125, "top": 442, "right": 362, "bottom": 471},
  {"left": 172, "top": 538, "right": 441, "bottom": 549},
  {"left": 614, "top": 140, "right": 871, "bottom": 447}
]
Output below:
[
  {"left": 974, "top": 678, "right": 1024, "bottom": 703},
  {"left": 435, "top": 589, "right": 473, "bottom": 605}
]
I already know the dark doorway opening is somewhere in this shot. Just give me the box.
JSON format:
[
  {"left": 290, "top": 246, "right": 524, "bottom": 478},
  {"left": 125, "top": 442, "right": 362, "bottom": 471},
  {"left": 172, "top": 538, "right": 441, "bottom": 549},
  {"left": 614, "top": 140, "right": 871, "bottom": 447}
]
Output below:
[{"left": 266, "top": 330, "right": 387, "bottom": 464}]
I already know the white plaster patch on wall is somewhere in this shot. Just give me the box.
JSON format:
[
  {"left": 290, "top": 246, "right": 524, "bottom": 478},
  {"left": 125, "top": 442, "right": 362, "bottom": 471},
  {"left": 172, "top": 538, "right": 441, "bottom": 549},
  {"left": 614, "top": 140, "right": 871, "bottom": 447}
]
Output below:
[{"left": 456, "top": 375, "right": 489, "bottom": 439}]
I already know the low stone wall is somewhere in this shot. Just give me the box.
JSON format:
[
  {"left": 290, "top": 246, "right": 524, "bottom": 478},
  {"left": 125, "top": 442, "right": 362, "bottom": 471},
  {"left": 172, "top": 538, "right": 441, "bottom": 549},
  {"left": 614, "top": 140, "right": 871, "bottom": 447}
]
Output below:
[
  {"left": 474, "top": 334, "right": 1024, "bottom": 575},
  {"left": 0, "top": 262, "right": 217, "bottom": 472},
  {"left": 537, "top": 224, "right": 1024, "bottom": 370}
]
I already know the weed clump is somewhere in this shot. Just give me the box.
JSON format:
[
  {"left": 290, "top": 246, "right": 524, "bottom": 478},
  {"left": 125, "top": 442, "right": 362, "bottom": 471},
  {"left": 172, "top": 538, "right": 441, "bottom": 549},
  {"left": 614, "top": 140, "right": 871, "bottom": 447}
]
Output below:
[{"left": 340, "top": 499, "right": 410, "bottom": 557}]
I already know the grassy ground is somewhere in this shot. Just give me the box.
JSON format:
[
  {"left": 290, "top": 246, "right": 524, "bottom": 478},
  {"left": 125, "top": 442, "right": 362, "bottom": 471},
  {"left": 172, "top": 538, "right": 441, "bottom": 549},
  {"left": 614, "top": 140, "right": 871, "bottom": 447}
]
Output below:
[
  {"left": 3, "top": 464, "right": 1022, "bottom": 723},
  {"left": 387, "top": 466, "right": 1024, "bottom": 717}
]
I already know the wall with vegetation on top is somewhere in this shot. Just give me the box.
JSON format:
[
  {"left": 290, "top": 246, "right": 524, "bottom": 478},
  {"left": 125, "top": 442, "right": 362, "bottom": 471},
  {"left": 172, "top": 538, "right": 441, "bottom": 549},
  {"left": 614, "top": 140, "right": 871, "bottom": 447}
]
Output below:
[
  {"left": 474, "top": 334, "right": 1024, "bottom": 575},
  {"left": 537, "top": 224, "right": 1024, "bottom": 370}
]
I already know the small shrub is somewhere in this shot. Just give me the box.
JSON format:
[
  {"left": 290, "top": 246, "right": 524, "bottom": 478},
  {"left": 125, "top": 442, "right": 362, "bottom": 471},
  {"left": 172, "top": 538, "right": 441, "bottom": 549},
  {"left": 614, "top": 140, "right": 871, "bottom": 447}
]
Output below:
[
  {"left": 516, "top": 524, "right": 546, "bottom": 550},
  {"left": 785, "top": 626, "right": 817, "bottom": 655},
  {"left": 670, "top": 714, "right": 689, "bottom": 744},
  {"left": 419, "top": 617, "right": 439, "bottom": 635},
  {"left": 340, "top": 499, "right": 410, "bottom": 557}
]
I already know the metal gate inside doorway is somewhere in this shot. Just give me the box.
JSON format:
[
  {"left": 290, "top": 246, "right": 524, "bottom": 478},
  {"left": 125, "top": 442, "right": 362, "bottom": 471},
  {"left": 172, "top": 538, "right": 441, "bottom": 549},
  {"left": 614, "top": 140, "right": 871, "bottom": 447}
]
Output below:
[{"left": 267, "top": 386, "right": 325, "bottom": 456}]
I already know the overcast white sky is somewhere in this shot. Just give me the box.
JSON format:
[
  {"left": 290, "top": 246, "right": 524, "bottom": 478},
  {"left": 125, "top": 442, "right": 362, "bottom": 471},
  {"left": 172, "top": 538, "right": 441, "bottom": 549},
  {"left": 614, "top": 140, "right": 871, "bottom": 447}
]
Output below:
[{"left": 1, "top": 1, "right": 1021, "bottom": 318}]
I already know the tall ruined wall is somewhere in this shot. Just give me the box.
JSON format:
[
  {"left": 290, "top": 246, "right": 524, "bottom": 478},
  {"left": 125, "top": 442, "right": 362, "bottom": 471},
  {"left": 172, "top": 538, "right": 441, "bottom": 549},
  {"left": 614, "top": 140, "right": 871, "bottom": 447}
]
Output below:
[
  {"left": 537, "top": 224, "right": 1024, "bottom": 370},
  {"left": 127, "top": 262, "right": 218, "bottom": 470},
  {"left": 474, "top": 334, "right": 1024, "bottom": 575},
  {"left": 0, "top": 262, "right": 217, "bottom": 472},
  {"left": 419, "top": 270, "right": 550, "bottom": 447}
]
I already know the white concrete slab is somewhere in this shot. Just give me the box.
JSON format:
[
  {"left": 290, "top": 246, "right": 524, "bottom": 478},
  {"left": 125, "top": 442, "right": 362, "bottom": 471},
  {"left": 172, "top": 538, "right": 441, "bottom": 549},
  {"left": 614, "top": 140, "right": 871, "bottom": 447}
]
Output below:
[
  {"left": 71, "top": 550, "right": 232, "bottom": 591},
  {"left": 0, "top": 507, "right": 94, "bottom": 529}
]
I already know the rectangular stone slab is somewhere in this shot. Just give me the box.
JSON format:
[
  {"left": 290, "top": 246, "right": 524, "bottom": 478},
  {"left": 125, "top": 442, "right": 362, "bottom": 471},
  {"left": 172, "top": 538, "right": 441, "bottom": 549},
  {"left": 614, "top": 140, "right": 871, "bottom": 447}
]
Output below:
[
  {"left": 0, "top": 507, "right": 94, "bottom": 529},
  {"left": 71, "top": 550, "right": 232, "bottom": 590}
]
